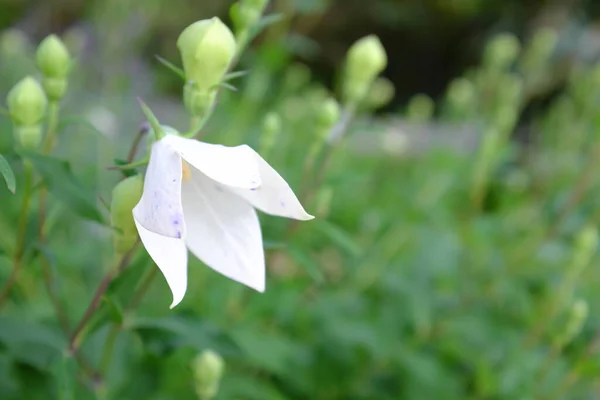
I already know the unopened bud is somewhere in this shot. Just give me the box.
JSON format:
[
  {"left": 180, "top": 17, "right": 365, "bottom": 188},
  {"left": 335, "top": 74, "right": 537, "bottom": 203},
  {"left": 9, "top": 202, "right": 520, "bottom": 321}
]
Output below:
[
  {"left": 36, "top": 35, "right": 71, "bottom": 102},
  {"left": 366, "top": 77, "right": 395, "bottom": 109},
  {"left": 111, "top": 175, "right": 144, "bottom": 254},
  {"left": 446, "top": 77, "right": 475, "bottom": 117},
  {"left": 7, "top": 77, "right": 47, "bottom": 126},
  {"left": 406, "top": 94, "right": 434, "bottom": 122},
  {"left": 484, "top": 33, "right": 521, "bottom": 71},
  {"left": 316, "top": 98, "right": 341, "bottom": 131},
  {"left": 177, "top": 18, "right": 236, "bottom": 91},
  {"left": 36, "top": 35, "right": 71, "bottom": 79},
  {"left": 230, "top": 0, "right": 267, "bottom": 34},
  {"left": 260, "top": 112, "right": 281, "bottom": 155},
  {"left": 192, "top": 350, "right": 225, "bottom": 400},
  {"left": 344, "top": 35, "right": 388, "bottom": 103}
]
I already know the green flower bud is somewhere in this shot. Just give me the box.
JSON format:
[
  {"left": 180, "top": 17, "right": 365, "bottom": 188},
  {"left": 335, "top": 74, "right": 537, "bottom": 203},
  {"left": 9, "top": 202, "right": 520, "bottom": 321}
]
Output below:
[
  {"left": 446, "top": 77, "right": 475, "bottom": 115},
  {"left": 406, "top": 94, "right": 434, "bottom": 123},
  {"left": 36, "top": 35, "right": 71, "bottom": 78},
  {"left": 7, "top": 77, "right": 47, "bottom": 127},
  {"left": 230, "top": 0, "right": 267, "bottom": 34},
  {"left": 15, "top": 126, "right": 43, "bottom": 149},
  {"left": 366, "top": 77, "right": 395, "bottom": 109},
  {"left": 177, "top": 18, "right": 236, "bottom": 91},
  {"left": 316, "top": 98, "right": 341, "bottom": 130},
  {"left": 484, "top": 33, "right": 521, "bottom": 71},
  {"left": 111, "top": 175, "right": 144, "bottom": 254},
  {"left": 192, "top": 350, "right": 225, "bottom": 400},
  {"left": 344, "top": 35, "right": 388, "bottom": 103},
  {"left": 36, "top": 35, "right": 71, "bottom": 102}
]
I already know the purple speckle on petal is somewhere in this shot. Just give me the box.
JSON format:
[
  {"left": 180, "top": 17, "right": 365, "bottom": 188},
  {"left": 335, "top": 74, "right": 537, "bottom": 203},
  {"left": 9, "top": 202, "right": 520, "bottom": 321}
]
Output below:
[
  {"left": 280, "top": 201, "right": 286, "bottom": 207},
  {"left": 175, "top": 230, "right": 182, "bottom": 238},
  {"left": 172, "top": 179, "right": 176, "bottom": 183}
]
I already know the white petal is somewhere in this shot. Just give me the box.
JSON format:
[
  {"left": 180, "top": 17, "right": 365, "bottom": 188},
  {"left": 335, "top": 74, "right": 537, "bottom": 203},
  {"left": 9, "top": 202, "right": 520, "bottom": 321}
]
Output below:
[
  {"left": 134, "top": 219, "right": 188, "bottom": 308},
  {"left": 133, "top": 139, "right": 186, "bottom": 239},
  {"left": 230, "top": 149, "right": 314, "bottom": 221},
  {"left": 181, "top": 167, "right": 265, "bottom": 292},
  {"left": 163, "top": 134, "right": 261, "bottom": 189}
]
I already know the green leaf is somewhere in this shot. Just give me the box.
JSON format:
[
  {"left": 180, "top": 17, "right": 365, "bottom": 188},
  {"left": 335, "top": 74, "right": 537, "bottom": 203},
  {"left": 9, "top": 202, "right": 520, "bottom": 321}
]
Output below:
[
  {"left": 213, "top": 82, "right": 238, "bottom": 92},
  {"left": 113, "top": 158, "right": 139, "bottom": 177},
  {"left": 137, "top": 99, "right": 163, "bottom": 140},
  {"left": 155, "top": 55, "right": 186, "bottom": 80},
  {"left": 0, "top": 154, "right": 15, "bottom": 193},
  {"left": 54, "top": 353, "right": 76, "bottom": 400},
  {"left": 287, "top": 245, "right": 325, "bottom": 283},
  {"left": 0, "top": 316, "right": 65, "bottom": 370},
  {"left": 223, "top": 70, "right": 248, "bottom": 82},
  {"left": 315, "top": 220, "right": 363, "bottom": 257},
  {"left": 244, "top": 14, "right": 285, "bottom": 45},
  {"left": 18, "top": 151, "right": 104, "bottom": 223}
]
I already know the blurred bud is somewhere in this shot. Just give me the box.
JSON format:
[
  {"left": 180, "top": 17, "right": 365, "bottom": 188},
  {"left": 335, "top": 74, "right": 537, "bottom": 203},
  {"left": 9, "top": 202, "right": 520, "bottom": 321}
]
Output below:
[
  {"left": 406, "top": 94, "right": 434, "bottom": 123},
  {"left": 521, "top": 28, "right": 558, "bottom": 74},
  {"left": 230, "top": 0, "right": 267, "bottom": 35},
  {"left": 557, "top": 299, "right": 588, "bottom": 347},
  {"left": 446, "top": 77, "right": 476, "bottom": 118},
  {"left": 344, "top": 35, "right": 388, "bottom": 103},
  {"left": 571, "top": 225, "right": 598, "bottom": 275},
  {"left": 192, "top": 350, "right": 225, "bottom": 400},
  {"left": 315, "top": 186, "right": 334, "bottom": 217},
  {"left": 36, "top": 35, "right": 71, "bottom": 102},
  {"left": 0, "top": 28, "right": 30, "bottom": 57},
  {"left": 260, "top": 111, "right": 281, "bottom": 155},
  {"left": 366, "top": 77, "right": 395, "bottom": 109},
  {"left": 36, "top": 35, "right": 71, "bottom": 78},
  {"left": 7, "top": 77, "right": 47, "bottom": 126},
  {"left": 316, "top": 98, "right": 341, "bottom": 131},
  {"left": 178, "top": 18, "right": 236, "bottom": 91},
  {"left": 283, "top": 63, "right": 311, "bottom": 93},
  {"left": 111, "top": 175, "right": 144, "bottom": 254},
  {"left": 484, "top": 33, "right": 521, "bottom": 71}
]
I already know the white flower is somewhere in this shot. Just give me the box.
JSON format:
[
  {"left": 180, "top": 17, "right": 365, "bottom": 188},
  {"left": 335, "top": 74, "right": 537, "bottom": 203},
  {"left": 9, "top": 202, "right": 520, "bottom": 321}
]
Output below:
[{"left": 132, "top": 134, "right": 313, "bottom": 308}]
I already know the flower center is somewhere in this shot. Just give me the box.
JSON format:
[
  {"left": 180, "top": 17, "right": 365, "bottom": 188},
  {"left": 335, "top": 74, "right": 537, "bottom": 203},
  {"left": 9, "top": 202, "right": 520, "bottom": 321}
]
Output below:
[{"left": 182, "top": 160, "right": 192, "bottom": 182}]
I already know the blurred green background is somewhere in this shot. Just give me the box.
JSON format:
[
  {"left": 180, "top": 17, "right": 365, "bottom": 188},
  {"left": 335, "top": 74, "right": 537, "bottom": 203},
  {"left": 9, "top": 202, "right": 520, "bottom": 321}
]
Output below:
[{"left": 2, "top": 0, "right": 600, "bottom": 399}]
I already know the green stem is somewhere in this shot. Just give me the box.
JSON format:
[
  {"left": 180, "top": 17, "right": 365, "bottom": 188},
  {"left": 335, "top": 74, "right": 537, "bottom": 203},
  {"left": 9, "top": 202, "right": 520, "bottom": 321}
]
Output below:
[
  {"left": 98, "top": 263, "right": 157, "bottom": 374},
  {"left": 69, "top": 246, "right": 136, "bottom": 354},
  {"left": 42, "top": 102, "right": 60, "bottom": 153},
  {"left": 0, "top": 160, "right": 34, "bottom": 308}
]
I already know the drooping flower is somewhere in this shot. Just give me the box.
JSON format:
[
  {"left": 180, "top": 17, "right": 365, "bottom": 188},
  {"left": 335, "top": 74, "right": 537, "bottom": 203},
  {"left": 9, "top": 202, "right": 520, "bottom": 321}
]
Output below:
[{"left": 133, "top": 133, "right": 313, "bottom": 308}]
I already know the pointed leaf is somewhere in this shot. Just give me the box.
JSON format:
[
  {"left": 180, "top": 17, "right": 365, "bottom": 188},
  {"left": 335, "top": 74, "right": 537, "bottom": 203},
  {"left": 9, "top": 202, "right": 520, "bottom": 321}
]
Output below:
[
  {"left": 223, "top": 70, "right": 249, "bottom": 82},
  {"left": 155, "top": 55, "right": 186, "bottom": 80},
  {"left": 315, "top": 220, "right": 362, "bottom": 257},
  {"left": 0, "top": 154, "right": 15, "bottom": 193},
  {"left": 18, "top": 151, "right": 104, "bottom": 223}
]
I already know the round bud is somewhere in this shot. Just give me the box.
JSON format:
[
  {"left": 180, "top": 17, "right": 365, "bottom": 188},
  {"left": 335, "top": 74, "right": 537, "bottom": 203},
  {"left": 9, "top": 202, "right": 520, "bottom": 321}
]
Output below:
[
  {"left": 111, "top": 175, "right": 144, "bottom": 254},
  {"left": 177, "top": 18, "right": 236, "bottom": 91},
  {"left": 344, "top": 35, "right": 388, "bottom": 102},
  {"left": 36, "top": 34, "right": 71, "bottom": 78},
  {"left": 192, "top": 350, "right": 225, "bottom": 400},
  {"left": 7, "top": 76, "right": 47, "bottom": 127}
]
